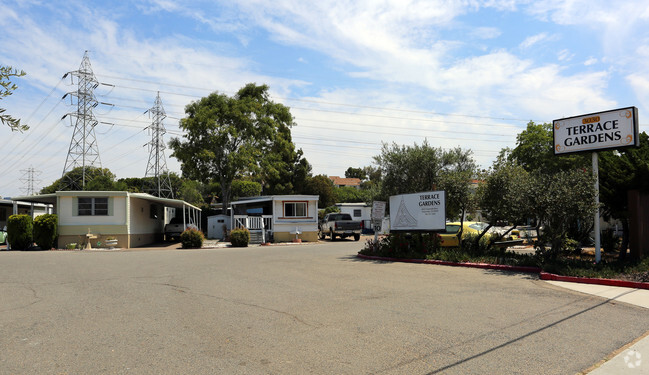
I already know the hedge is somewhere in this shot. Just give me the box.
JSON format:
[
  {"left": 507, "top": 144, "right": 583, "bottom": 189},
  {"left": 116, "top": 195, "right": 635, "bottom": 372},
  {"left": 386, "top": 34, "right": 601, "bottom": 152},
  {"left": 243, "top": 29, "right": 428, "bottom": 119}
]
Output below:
[{"left": 7, "top": 214, "right": 33, "bottom": 250}]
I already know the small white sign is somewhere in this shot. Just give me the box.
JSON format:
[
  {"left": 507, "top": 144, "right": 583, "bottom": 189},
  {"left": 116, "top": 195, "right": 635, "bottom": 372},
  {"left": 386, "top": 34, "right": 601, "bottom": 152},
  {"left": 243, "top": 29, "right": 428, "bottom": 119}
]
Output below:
[
  {"left": 389, "top": 191, "right": 445, "bottom": 231},
  {"left": 371, "top": 201, "right": 386, "bottom": 221},
  {"left": 553, "top": 107, "right": 639, "bottom": 155}
]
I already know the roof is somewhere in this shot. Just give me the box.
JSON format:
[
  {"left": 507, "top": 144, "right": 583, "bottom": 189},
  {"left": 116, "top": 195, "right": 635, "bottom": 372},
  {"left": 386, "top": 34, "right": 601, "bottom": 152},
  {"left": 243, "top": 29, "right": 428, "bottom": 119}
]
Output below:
[
  {"left": 11, "top": 191, "right": 201, "bottom": 211},
  {"left": 335, "top": 202, "right": 370, "bottom": 207},
  {"left": 328, "top": 176, "right": 361, "bottom": 187},
  {"left": 230, "top": 195, "right": 320, "bottom": 206},
  {"left": 0, "top": 198, "right": 51, "bottom": 208}
]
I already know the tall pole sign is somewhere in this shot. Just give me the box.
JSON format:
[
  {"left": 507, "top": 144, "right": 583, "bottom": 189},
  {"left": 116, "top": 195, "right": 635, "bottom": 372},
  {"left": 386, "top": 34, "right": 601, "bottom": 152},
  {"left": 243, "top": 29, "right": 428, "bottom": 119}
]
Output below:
[{"left": 553, "top": 107, "right": 639, "bottom": 263}]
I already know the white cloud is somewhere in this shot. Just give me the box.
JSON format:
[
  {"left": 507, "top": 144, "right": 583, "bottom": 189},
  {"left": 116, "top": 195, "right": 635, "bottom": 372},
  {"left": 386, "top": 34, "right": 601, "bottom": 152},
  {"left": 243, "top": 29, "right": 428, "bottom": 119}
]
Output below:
[
  {"left": 557, "top": 49, "right": 574, "bottom": 61},
  {"left": 584, "top": 57, "right": 598, "bottom": 66},
  {"left": 520, "top": 32, "right": 549, "bottom": 49}
]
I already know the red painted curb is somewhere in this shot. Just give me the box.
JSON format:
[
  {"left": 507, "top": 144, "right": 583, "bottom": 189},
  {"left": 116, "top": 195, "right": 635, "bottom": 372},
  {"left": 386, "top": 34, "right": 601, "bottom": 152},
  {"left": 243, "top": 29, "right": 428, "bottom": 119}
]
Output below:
[
  {"left": 540, "top": 272, "right": 649, "bottom": 290},
  {"left": 356, "top": 254, "right": 541, "bottom": 273},
  {"left": 357, "top": 254, "right": 649, "bottom": 289}
]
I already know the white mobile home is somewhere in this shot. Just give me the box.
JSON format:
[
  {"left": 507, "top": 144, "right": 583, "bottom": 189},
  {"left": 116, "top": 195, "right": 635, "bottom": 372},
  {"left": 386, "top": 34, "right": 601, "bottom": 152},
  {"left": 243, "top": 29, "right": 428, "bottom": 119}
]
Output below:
[
  {"left": 12, "top": 191, "right": 200, "bottom": 249},
  {"left": 230, "top": 195, "right": 319, "bottom": 243}
]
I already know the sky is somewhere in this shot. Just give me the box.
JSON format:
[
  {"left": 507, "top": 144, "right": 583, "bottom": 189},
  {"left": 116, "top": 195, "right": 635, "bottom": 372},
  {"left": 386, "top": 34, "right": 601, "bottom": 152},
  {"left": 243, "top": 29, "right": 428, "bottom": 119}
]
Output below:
[{"left": 2, "top": 0, "right": 649, "bottom": 197}]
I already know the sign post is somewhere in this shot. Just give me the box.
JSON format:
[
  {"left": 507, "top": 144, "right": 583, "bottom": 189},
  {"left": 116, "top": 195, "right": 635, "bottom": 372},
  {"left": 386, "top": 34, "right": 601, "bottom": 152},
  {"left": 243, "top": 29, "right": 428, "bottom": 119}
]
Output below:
[
  {"left": 371, "top": 201, "right": 386, "bottom": 242},
  {"left": 554, "top": 107, "right": 639, "bottom": 263},
  {"left": 593, "top": 152, "right": 601, "bottom": 263}
]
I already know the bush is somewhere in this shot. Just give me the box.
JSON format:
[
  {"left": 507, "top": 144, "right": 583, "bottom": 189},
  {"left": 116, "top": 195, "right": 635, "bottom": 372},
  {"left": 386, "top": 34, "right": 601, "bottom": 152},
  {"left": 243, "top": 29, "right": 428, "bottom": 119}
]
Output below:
[
  {"left": 33, "top": 214, "right": 58, "bottom": 250},
  {"left": 461, "top": 233, "right": 496, "bottom": 256},
  {"left": 7, "top": 214, "right": 33, "bottom": 250},
  {"left": 180, "top": 228, "right": 204, "bottom": 249},
  {"left": 359, "top": 232, "right": 441, "bottom": 259},
  {"left": 230, "top": 228, "right": 250, "bottom": 247}
]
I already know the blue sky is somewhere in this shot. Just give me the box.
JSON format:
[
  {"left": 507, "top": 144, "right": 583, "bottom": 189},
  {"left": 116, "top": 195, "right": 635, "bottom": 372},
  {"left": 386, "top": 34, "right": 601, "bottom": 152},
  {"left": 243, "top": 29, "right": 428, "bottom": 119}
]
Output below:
[{"left": 2, "top": 0, "right": 649, "bottom": 197}]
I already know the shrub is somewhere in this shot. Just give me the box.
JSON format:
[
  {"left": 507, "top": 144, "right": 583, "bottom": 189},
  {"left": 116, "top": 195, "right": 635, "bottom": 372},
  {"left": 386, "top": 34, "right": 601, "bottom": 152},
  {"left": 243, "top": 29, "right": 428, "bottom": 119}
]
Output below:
[
  {"left": 359, "top": 232, "right": 441, "bottom": 259},
  {"left": 180, "top": 228, "right": 204, "bottom": 249},
  {"left": 7, "top": 214, "right": 33, "bottom": 250},
  {"left": 461, "top": 233, "right": 495, "bottom": 256},
  {"left": 230, "top": 227, "right": 250, "bottom": 247},
  {"left": 33, "top": 214, "right": 58, "bottom": 250}
]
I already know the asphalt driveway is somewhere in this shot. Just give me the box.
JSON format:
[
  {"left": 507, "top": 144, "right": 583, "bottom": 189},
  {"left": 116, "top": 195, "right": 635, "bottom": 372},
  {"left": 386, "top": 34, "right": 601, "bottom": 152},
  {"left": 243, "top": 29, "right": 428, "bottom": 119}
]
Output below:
[{"left": 1, "top": 242, "right": 647, "bottom": 374}]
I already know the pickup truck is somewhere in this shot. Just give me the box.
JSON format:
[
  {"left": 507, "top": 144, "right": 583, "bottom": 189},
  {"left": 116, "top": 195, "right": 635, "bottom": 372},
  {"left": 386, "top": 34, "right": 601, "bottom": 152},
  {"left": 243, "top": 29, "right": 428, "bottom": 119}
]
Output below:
[
  {"left": 164, "top": 217, "right": 198, "bottom": 241},
  {"left": 319, "top": 213, "right": 362, "bottom": 241}
]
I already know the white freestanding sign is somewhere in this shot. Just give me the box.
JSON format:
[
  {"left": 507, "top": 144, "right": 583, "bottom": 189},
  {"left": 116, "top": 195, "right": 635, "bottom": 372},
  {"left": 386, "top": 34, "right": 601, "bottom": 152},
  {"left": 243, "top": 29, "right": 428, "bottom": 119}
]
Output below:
[
  {"left": 553, "top": 106, "right": 639, "bottom": 155},
  {"left": 553, "top": 106, "right": 640, "bottom": 263},
  {"left": 389, "top": 191, "right": 445, "bottom": 231}
]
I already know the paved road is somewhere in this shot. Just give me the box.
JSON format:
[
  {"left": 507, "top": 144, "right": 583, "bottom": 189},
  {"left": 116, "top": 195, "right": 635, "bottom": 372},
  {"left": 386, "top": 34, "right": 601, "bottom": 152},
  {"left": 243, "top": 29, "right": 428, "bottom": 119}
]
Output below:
[{"left": 1, "top": 242, "right": 648, "bottom": 374}]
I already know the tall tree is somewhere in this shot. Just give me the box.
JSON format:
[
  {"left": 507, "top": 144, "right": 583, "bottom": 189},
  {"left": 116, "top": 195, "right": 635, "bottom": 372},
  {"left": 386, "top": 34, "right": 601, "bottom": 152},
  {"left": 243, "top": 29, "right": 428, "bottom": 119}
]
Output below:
[
  {"left": 41, "top": 167, "right": 119, "bottom": 193},
  {"left": 477, "top": 157, "right": 532, "bottom": 243},
  {"left": 373, "top": 140, "right": 444, "bottom": 200},
  {"left": 437, "top": 147, "right": 477, "bottom": 247},
  {"left": 599, "top": 132, "right": 649, "bottom": 259},
  {"left": 344, "top": 167, "right": 366, "bottom": 180},
  {"left": 531, "top": 169, "right": 597, "bottom": 259},
  {"left": 170, "top": 83, "right": 297, "bottom": 212},
  {"left": 1, "top": 66, "right": 28, "bottom": 132},
  {"left": 509, "top": 121, "right": 588, "bottom": 174},
  {"left": 303, "top": 175, "right": 336, "bottom": 208}
]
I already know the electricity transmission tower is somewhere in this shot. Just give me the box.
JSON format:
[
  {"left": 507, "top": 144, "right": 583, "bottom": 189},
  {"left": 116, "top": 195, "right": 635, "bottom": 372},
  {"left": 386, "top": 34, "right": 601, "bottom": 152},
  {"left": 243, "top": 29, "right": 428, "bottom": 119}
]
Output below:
[
  {"left": 20, "top": 166, "right": 41, "bottom": 196},
  {"left": 143, "top": 92, "right": 174, "bottom": 198},
  {"left": 60, "top": 51, "right": 103, "bottom": 190}
]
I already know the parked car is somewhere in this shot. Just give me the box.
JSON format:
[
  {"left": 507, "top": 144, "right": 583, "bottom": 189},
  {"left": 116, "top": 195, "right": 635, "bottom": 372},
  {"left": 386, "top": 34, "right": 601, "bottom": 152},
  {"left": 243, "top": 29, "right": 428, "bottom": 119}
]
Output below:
[
  {"left": 164, "top": 217, "right": 198, "bottom": 241},
  {"left": 0, "top": 226, "right": 6, "bottom": 244},
  {"left": 319, "top": 213, "right": 362, "bottom": 241},
  {"left": 439, "top": 221, "right": 489, "bottom": 247}
]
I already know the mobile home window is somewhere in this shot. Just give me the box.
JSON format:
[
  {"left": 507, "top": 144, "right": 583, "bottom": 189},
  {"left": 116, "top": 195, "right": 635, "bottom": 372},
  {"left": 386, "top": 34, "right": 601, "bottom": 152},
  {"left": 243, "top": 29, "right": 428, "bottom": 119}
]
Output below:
[
  {"left": 78, "top": 197, "right": 108, "bottom": 216},
  {"left": 353, "top": 209, "right": 362, "bottom": 217},
  {"left": 284, "top": 202, "right": 307, "bottom": 217}
]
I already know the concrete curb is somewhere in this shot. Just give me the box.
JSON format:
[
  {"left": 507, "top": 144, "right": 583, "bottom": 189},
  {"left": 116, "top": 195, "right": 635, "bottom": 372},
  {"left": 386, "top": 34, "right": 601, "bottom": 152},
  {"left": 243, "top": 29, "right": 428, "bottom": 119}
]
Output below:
[{"left": 356, "top": 254, "right": 649, "bottom": 289}]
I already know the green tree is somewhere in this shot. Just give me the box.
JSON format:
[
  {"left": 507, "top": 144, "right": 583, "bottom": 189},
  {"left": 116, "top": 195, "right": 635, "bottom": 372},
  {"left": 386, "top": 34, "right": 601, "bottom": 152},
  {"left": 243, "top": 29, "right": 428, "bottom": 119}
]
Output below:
[
  {"left": 303, "top": 175, "right": 336, "bottom": 208},
  {"left": 599, "top": 132, "right": 649, "bottom": 259},
  {"left": 177, "top": 179, "right": 204, "bottom": 206},
  {"left": 373, "top": 140, "right": 444, "bottom": 200},
  {"left": 532, "top": 169, "right": 597, "bottom": 259},
  {"left": 232, "top": 180, "right": 262, "bottom": 200},
  {"left": 41, "top": 167, "right": 119, "bottom": 193},
  {"left": 170, "top": 83, "right": 297, "bottom": 212},
  {"left": 373, "top": 141, "right": 477, "bottom": 225},
  {"left": 477, "top": 158, "right": 532, "bottom": 243},
  {"left": 509, "top": 121, "right": 588, "bottom": 174},
  {"left": 439, "top": 147, "right": 477, "bottom": 222},
  {"left": 1, "top": 66, "right": 28, "bottom": 132},
  {"left": 344, "top": 167, "right": 366, "bottom": 180},
  {"left": 335, "top": 186, "right": 371, "bottom": 203}
]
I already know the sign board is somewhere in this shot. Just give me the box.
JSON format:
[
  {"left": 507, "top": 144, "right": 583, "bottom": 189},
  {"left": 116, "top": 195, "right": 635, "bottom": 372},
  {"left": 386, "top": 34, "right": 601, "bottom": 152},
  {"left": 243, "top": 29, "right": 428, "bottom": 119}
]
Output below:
[
  {"left": 389, "top": 191, "right": 445, "bottom": 231},
  {"left": 553, "top": 106, "right": 639, "bottom": 155},
  {"left": 371, "top": 201, "right": 386, "bottom": 221}
]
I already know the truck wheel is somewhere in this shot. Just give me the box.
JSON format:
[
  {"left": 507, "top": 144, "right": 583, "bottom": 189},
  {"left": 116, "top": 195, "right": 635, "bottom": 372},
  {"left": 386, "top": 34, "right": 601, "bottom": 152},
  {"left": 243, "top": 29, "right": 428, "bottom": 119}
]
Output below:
[
  {"left": 330, "top": 229, "right": 337, "bottom": 241},
  {"left": 318, "top": 230, "right": 325, "bottom": 240},
  {"left": 354, "top": 234, "right": 360, "bottom": 241}
]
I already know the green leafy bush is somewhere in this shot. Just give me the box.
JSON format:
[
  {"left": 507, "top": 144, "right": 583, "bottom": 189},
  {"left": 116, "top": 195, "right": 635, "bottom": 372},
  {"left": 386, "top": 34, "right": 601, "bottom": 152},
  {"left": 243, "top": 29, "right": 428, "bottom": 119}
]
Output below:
[
  {"left": 7, "top": 214, "right": 33, "bottom": 250},
  {"left": 461, "top": 233, "right": 497, "bottom": 256},
  {"left": 359, "top": 232, "right": 441, "bottom": 259},
  {"left": 230, "top": 228, "right": 250, "bottom": 247},
  {"left": 33, "top": 214, "right": 58, "bottom": 250},
  {"left": 180, "top": 228, "right": 205, "bottom": 249}
]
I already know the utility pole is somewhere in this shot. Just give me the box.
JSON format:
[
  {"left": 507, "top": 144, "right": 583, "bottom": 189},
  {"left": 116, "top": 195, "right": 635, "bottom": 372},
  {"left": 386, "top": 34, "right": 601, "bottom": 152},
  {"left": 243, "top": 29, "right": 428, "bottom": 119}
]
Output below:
[
  {"left": 61, "top": 51, "right": 103, "bottom": 190},
  {"left": 20, "top": 166, "right": 41, "bottom": 196},
  {"left": 143, "top": 92, "right": 174, "bottom": 198}
]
